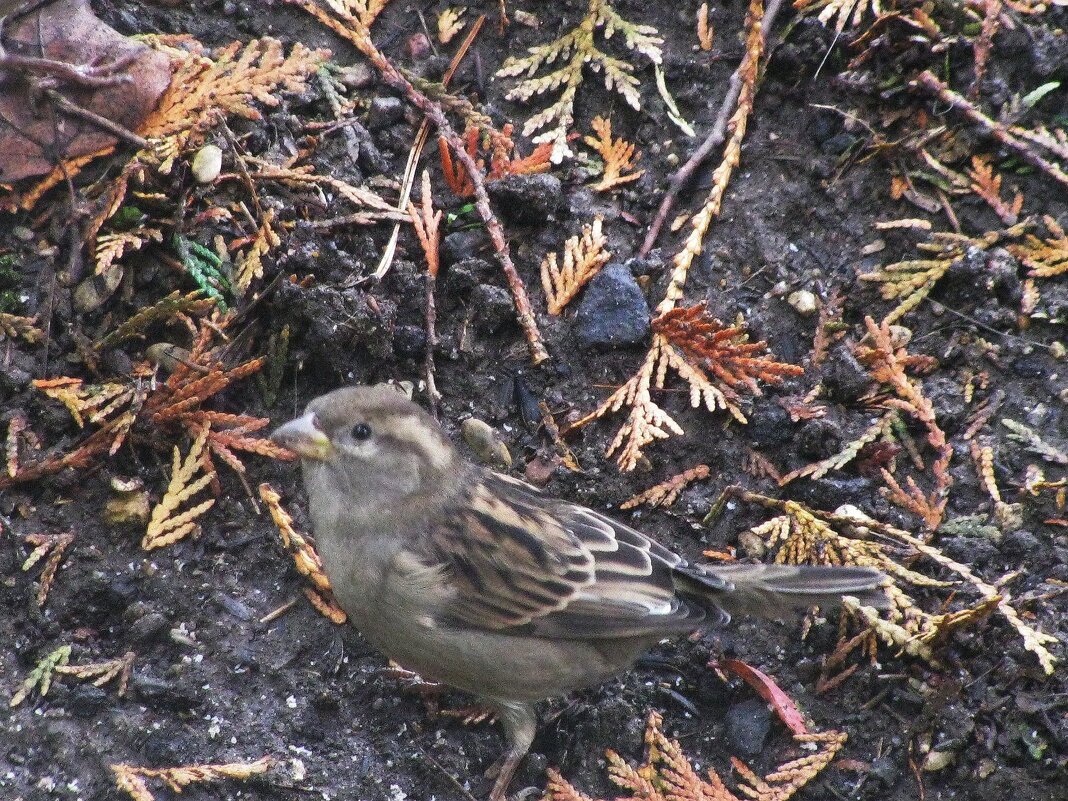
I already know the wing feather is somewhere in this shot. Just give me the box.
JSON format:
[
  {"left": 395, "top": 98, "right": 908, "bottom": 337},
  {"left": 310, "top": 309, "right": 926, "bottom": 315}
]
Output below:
[{"left": 423, "top": 471, "right": 704, "bottom": 638}]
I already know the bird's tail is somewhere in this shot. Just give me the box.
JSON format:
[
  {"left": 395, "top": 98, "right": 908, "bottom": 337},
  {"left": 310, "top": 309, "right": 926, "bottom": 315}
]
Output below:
[{"left": 677, "top": 564, "right": 888, "bottom": 619}]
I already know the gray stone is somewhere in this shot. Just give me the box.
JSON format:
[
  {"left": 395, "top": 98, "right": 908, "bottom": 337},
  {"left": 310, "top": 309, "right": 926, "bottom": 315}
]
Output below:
[
  {"left": 573, "top": 263, "right": 650, "bottom": 347},
  {"left": 726, "top": 698, "right": 771, "bottom": 756},
  {"left": 487, "top": 173, "right": 561, "bottom": 222},
  {"left": 367, "top": 96, "right": 404, "bottom": 130},
  {"left": 471, "top": 284, "right": 514, "bottom": 332}
]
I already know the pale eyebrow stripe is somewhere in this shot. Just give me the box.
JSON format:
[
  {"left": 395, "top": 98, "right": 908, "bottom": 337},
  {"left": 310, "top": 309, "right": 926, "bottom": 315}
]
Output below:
[{"left": 383, "top": 415, "right": 453, "bottom": 469}]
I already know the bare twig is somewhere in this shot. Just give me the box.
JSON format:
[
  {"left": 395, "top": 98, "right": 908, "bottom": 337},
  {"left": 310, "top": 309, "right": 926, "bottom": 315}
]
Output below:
[
  {"left": 639, "top": 0, "right": 785, "bottom": 256},
  {"left": 372, "top": 14, "right": 485, "bottom": 282},
  {"left": 285, "top": 0, "right": 548, "bottom": 363},
  {"left": 409, "top": 170, "right": 443, "bottom": 415},
  {"left": 913, "top": 70, "right": 1068, "bottom": 190},
  {"left": 43, "top": 89, "right": 149, "bottom": 149}
]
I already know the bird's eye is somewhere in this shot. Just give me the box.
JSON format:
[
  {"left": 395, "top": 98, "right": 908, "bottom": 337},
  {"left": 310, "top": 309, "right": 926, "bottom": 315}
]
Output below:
[{"left": 351, "top": 423, "right": 372, "bottom": 441}]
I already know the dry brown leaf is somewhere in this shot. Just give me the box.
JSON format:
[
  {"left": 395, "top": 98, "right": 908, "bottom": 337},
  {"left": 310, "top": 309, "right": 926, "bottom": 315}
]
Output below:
[{"left": 0, "top": 0, "right": 171, "bottom": 182}]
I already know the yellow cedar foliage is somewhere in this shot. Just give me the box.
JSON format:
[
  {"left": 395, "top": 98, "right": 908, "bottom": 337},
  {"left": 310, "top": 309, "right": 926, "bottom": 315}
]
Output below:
[
  {"left": 620, "top": 465, "right": 710, "bottom": 509},
  {"left": 1008, "top": 215, "right": 1068, "bottom": 277},
  {"left": 541, "top": 217, "right": 610, "bottom": 314},
  {"left": 545, "top": 710, "right": 846, "bottom": 801},
  {"left": 95, "top": 229, "right": 164, "bottom": 276},
  {"left": 260, "top": 483, "right": 348, "bottom": 623},
  {"left": 112, "top": 757, "right": 274, "bottom": 801},
  {"left": 139, "top": 37, "right": 329, "bottom": 172},
  {"left": 0, "top": 313, "right": 45, "bottom": 343},
  {"left": 793, "top": 0, "right": 880, "bottom": 36},
  {"left": 21, "top": 532, "right": 76, "bottom": 606},
  {"left": 10, "top": 646, "right": 71, "bottom": 707},
  {"left": 143, "top": 427, "right": 216, "bottom": 550}
]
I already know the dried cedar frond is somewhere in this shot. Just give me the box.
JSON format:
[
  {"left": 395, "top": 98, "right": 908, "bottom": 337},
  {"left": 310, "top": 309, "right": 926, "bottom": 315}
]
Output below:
[
  {"left": 94, "top": 290, "right": 216, "bottom": 351},
  {"left": 857, "top": 317, "right": 952, "bottom": 530},
  {"left": 967, "top": 154, "right": 1023, "bottom": 225},
  {"left": 244, "top": 157, "right": 399, "bottom": 220},
  {"left": 1007, "top": 215, "right": 1068, "bottom": 278},
  {"left": 142, "top": 427, "right": 216, "bottom": 550},
  {"left": 11, "top": 313, "right": 279, "bottom": 491},
  {"left": 541, "top": 217, "right": 611, "bottom": 315},
  {"left": 621, "top": 464, "right": 710, "bottom": 509},
  {"left": 1001, "top": 418, "right": 1068, "bottom": 465},
  {"left": 439, "top": 122, "right": 552, "bottom": 197},
  {"left": 780, "top": 412, "right": 897, "bottom": 485},
  {"left": 5, "top": 413, "right": 40, "bottom": 477},
  {"left": 729, "top": 488, "right": 1059, "bottom": 674},
  {"left": 437, "top": 7, "right": 466, "bottom": 43},
  {"left": 21, "top": 532, "right": 76, "bottom": 606},
  {"left": 697, "top": 3, "right": 714, "bottom": 50},
  {"left": 579, "top": 0, "right": 770, "bottom": 468},
  {"left": 408, "top": 169, "right": 442, "bottom": 278},
  {"left": 0, "top": 312, "right": 45, "bottom": 343},
  {"left": 859, "top": 223, "right": 1030, "bottom": 324},
  {"left": 260, "top": 483, "right": 347, "bottom": 623},
  {"left": 9, "top": 646, "right": 71, "bottom": 707},
  {"left": 112, "top": 757, "right": 275, "bottom": 801},
  {"left": 56, "top": 651, "right": 135, "bottom": 697},
  {"left": 652, "top": 303, "right": 804, "bottom": 396},
  {"left": 544, "top": 710, "right": 845, "bottom": 801},
  {"left": 333, "top": 0, "right": 393, "bottom": 27},
  {"left": 139, "top": 37, "right": 327, "bottom": 172},
  {"left": 496, "top": 0, "right": 664, "bottom": 162},
  {"left": 792, "top": 0, "right": 880, "bottom": 36},
  {"left": 583, "top": 116, "right": 644, "bottom": 191},
  {"left": 233, "top": 208, "right": 280, "bottom": 294},
  {"left": 811, "top": 288, "right": 845, "bottom": 367},
  {"left": 33, "top": 378, "right": 134, "bottom": 429},
  {"left": 95, "top": 229, "right": 164, "bottom": 277}
]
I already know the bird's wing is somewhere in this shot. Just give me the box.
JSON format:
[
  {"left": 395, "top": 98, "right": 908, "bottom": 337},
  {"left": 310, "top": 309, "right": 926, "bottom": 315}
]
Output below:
[{"left": 422, "top": 471, "right": 709, "bottom": 638}]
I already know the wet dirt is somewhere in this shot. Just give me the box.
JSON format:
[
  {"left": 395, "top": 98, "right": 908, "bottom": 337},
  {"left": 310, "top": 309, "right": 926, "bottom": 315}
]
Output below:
[{"left": 2, "top": 2, "right": 1067, "bottom": 800}]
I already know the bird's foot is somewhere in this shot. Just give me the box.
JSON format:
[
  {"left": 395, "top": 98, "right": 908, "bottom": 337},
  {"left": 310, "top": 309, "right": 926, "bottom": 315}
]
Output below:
[
  {"left": 440, "top": 702, "right": 497, "bottom": 726},
  {"left": 378, "top": 662, "right": 444, "bottom": 697}
]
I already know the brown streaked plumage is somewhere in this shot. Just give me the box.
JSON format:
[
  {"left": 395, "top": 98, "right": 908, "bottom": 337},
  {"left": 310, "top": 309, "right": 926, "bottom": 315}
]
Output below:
[{"left": 271, "top": 385, "right": 888, "bottom": 801}]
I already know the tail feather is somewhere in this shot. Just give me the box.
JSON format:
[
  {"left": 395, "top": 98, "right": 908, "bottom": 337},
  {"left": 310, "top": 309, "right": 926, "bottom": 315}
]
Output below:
[{"left": 677, "top": 564, "right": 888, "bottom": 619}]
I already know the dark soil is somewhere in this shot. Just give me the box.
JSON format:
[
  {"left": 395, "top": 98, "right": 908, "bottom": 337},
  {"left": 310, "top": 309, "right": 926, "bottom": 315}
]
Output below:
[{"left": 2, "top": 2, "right": 1067, "bottom": 801}]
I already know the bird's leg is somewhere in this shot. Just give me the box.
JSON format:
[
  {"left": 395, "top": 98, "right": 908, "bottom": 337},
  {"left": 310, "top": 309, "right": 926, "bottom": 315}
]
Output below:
[{"left": 485, "top": 700, "right": 535, "bottom": 801}]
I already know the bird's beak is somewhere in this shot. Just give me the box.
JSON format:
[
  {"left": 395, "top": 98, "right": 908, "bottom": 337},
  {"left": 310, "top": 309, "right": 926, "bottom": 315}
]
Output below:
[{"left": 271, "top": 413, "right": 333, "bottom": 460}]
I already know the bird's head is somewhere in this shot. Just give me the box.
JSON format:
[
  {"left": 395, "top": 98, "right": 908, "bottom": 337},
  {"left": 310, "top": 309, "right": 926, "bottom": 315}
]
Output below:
[{"left": 271, "top": 385, "right": 462, "bottom": 530}]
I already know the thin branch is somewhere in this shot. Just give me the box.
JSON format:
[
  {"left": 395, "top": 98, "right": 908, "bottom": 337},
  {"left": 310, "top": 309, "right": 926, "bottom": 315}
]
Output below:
[
  {"left": 913, "top": 70, "right": 1068, "bottom": 190},
  {"left": 639, "top": 0, "right": 785, "bottom": 256},
  {"left": 284, "top": 0, "right": 548, "bottom": 364}
]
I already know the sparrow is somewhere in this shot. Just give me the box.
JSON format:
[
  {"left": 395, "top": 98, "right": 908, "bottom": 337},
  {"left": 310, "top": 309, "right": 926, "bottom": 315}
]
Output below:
[{"left": 271, "top": 385, "right": 887, "bottom": 801}]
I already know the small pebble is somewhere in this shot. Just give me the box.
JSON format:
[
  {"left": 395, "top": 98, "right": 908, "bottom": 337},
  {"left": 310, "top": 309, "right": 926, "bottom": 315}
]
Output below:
[
  {"left": 104, "top": 476, "right": 150, "bottom": 525},
  {"left": 367, "top": 97, "right": 404, "bottom": 130},
  {"left": 524, "top": 455, "right": 559, "bottom": 486},
  {"left": 787, "top": 289, "right": 818, "bottom": 316},
  {"left": 725, "top": 699, "right": 771, "bottom": 756},
  {"left": 191, "top": 145, "right": 223, "bottom": 184},
  {"left": 146, "top": 343, "right": 191, "bottom": 373},
  {"left": 74, "top": 267, "right": 124, "bottom": 313}
]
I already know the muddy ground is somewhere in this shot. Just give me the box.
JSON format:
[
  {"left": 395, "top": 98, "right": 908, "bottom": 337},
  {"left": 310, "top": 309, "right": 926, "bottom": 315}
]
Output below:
[{"left": 2, "top": 1, "right": 1067, "bottom": 800}]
